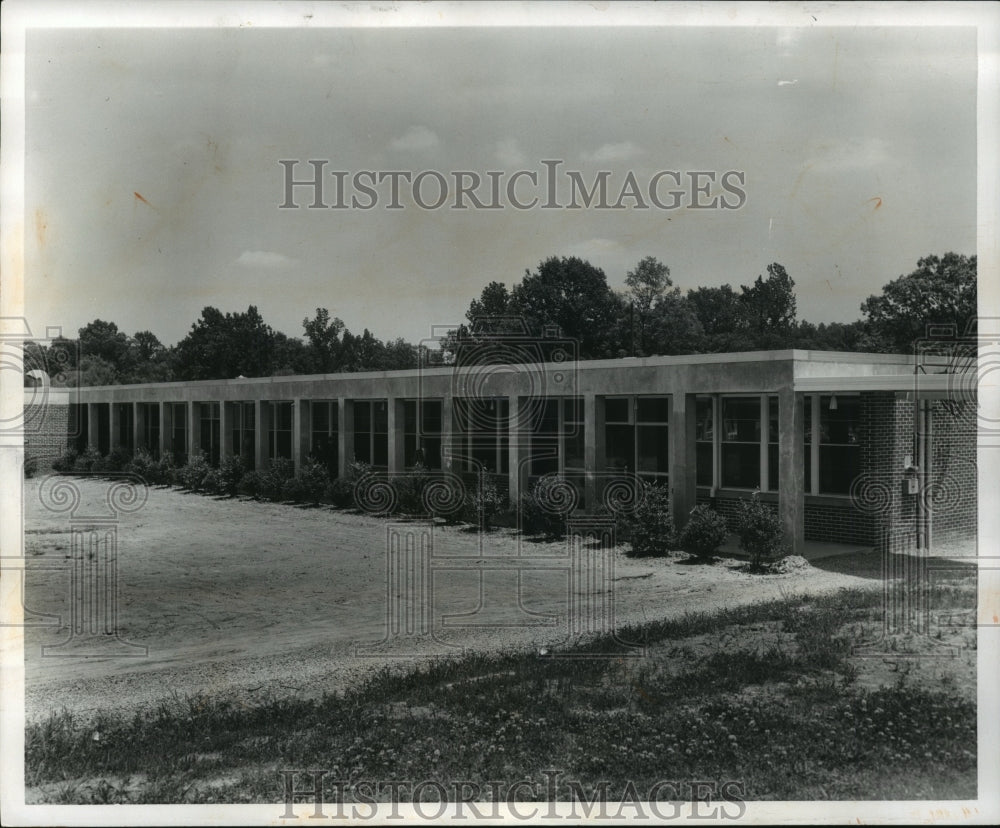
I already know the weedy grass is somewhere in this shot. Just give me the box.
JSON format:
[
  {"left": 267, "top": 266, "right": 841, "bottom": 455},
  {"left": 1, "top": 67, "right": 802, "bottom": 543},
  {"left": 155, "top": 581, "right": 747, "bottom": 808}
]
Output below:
[{"left": 26, "top": 581, "right": 977, "bottom": 803}]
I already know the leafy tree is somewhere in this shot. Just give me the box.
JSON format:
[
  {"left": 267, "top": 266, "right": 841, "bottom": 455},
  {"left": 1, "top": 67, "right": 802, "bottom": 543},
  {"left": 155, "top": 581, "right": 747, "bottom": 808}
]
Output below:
[
  {"left": 302, "top": 307, "right": 346, "bottom": 373},
  {"left": 78, "top": 319, "right": 132, "bottom": 367},
  {"left": 860, "top": 253, "right": 977, "bottom": 353},
  {"left": 645, "top": 290, "right": 706, "bottom": 355},
  {"left": 687, "top": 284, "right": 753, "bottom": 352},
  {"left": 739, "top": 263, "right": 797, "bottom": 347},
  {"left": 172, "top": 305, "right": 277, "bottom": 380},
  {"left": 131, "top": 330, "right": 165, "bottom": 364},
  {"left": 624, "top": 256, "right": 673, "bottom": 356},
  {"left": 62, "top": 354, "right": 118, "bottom": 387}
]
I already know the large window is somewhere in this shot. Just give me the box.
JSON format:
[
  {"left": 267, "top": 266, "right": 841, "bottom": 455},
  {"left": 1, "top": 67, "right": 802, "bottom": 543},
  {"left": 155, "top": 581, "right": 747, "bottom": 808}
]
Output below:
[
  {"left": 695, "top": 396, "right": 714, "bottom": 487},
  {"left": 603, "top": 396, "right": 669, "bottom": 484},
  {"left": 310, "top": 401, "right": 339, "bottom": 475},
  {"left": 456, "top": 397, "right": 509, "bottom": 474},
  {"left": 563, "top": 398, "right": 585, "bottom": 471},
  {"left": 140, "top": 403, "right": 160, "bottom": 458},
  {"left": 403, "top": 399, "right": 442, "bottom": 469},
  {"left": 721, "top": 397, "right": 760, "bottom": 489},
  {"left": 818, "top": 395, "right": 860, "bottom": 494},
  {"left": 269, "top": 401, "right": 293, "bottom": 463},
  {"left": 354, "top": 400, "right": 388, "bottom": 468},
  {"left": 199, "top": 402, "right": 221, "bottom": 466},
  {"left": 169, "top": 403, "right": 186, "bottom": 465},
  {"left": 767, "top": 396, "right": 779, "bottom": 491},
  {"left": 232, "top": 402, "right": 255, "bottom": 469}
]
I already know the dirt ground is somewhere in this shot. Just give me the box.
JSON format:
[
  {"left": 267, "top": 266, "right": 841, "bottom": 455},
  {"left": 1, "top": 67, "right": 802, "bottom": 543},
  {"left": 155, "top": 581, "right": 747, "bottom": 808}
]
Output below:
[{"left": 20, "top": 476, "right": 891, "bottom": 722}]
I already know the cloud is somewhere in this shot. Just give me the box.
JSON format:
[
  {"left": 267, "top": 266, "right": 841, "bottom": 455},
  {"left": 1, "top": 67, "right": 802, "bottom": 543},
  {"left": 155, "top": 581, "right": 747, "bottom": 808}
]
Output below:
[
  {"left": 235, "top": 250, "right": 298, "bottom": 269},
  {"left": 582, "top": 141, "right": 641, "bottom": 164},
  {"left": 495, "top": 138, "right": 526, "bottom": 167},
  {"left": 565, "top": 237, "right": 625, "bottom": 259},
  {"left": 389, "top": 125, "right": 440, "bottom": 152}
]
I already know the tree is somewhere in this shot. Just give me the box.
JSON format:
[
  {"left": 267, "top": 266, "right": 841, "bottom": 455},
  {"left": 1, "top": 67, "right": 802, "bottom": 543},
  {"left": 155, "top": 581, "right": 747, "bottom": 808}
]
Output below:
[
  {"left": 645, "top": 290, "right": 706, "bottom": 355},
  {"left": 172, "top": 305, "right": 277, "bottom": 380},
  {"left": 78, "top": 319, "right": 131, "bottom": 367},
  {"left": 687, "top": 284, "right": 753, "bottom": 352},
  {"left": 624, "top": 256, "right": 672, "bottom": 356},
  {"left": 302, "top": 308, "right": 346, "bottom": 373},
  {"left": 860, "top": 253, "right": 977, "bottom": 353},
  {"left": 739, "top": 263, "right": 797, "bottom": 347}
]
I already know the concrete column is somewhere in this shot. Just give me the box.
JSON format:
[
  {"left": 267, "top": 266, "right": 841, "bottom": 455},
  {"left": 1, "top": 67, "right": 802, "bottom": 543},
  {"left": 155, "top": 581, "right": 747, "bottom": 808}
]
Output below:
[
  {"left": 508, "top": 396, "right": 530, "bottom": 503},
  {"left": 670, "top": 393, "right": 698, "bottom": 530},
  {"left": 759, "top": 394, "right": 770, "bottom": 492},
  {"left": 809, "top": 394, "right": 820, "bottom": 496},
  {"left": 388, "top": 398, "right": 405, "bottom": 473},
  {"left": 159, "top": 402, "right": 171, "bottom": 460},
  {"left": 87, "top": 402, "right": 101, "bottom": 451},
  {"left": 337, "top": 398, "right": 354, "bottom": 478},
  {"left": 109, "top": 402, "right": 121, "bottom": 450},
  {"left": 440, "top": 395, "right": 455, "bottom": 471},
  {"left": 777, "top": 387, "right": 805, "bottom": 555},
  {"left": 219, "top": 402, "right": 231, "bottom": 462},
  {"left": 292, "top": 397, "right": 310, "bottom": 471},
  {"left": 255, "top": 400, "right": 271, "bottom": 471},
  {"left": 583, "top": 393, "right": 598, "bottom": 512}
]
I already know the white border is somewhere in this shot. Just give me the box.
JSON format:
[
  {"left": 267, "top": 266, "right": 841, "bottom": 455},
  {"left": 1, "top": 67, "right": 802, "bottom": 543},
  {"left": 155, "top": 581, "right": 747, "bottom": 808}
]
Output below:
[{"left": 2, "top": 2, "right": 998, "bottom": 825}]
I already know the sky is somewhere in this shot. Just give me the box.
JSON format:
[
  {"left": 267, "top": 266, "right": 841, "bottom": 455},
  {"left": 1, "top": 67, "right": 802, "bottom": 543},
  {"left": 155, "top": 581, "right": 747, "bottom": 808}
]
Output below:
[{"left": 23, "top": 18, "right": 978, "bottom": 349}]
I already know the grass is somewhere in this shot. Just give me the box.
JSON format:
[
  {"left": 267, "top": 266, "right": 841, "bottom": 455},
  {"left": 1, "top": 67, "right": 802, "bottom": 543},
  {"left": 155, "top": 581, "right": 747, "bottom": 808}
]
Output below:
[{"left": 26, "top": 579, "right": 977, "bottom": 804}]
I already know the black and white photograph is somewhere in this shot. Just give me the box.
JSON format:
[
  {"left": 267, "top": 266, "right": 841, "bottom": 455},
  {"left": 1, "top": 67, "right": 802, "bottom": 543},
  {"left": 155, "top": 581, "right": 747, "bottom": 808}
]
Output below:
[{"left": 1, "top": 1, "right": 998, "bottom": 824}]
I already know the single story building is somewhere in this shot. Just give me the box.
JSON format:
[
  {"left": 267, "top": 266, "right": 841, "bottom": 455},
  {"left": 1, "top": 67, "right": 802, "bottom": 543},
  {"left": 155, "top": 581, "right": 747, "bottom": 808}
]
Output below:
[{"left": 27, "top": 348, "right": 977, "bottom": 557}]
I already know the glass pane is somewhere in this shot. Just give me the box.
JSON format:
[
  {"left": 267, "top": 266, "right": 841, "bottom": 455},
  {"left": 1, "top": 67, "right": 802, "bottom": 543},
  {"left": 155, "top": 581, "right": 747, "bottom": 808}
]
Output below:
[
  {"left": 564, "top": 397, "right": 583, "bottom": 424},
  {"left": 721, "top": 443, "right": 760, "bottom": 488},
  {"left": 423, "top": 437, "right": 442, "bottom": 470},
  {"left": 637, "top": 397, "right": 670, "bottom": 423},
  {"left": 404, "top": 434, "right": 418, "bottom": 466},
  {"left": 404, "top": 400, "right": 417, "bottom": 433},
  {"left": 804, "top": 396, "right": 812, "bottom": 445},
  {"left": 819, "top": 445, "right": 860, "bottom": 494},
  {"left": 637, "top": 425, "right": 668, "bottom": 473},
  {"left": 696, "top": 397, "right": 713, "bottom": 441},
  {"left": 564, "top": 430, "right": 585, "bottom": 469},
  {"left": 372, "top": 433, "right": 388, "bottom": 467},
  {"left": 373, "top": 401, "right": 388, "bottom": 434},
  {"left": 422, "top": 400, "right": 442, "bottom": 434},
  {"left": 820, "top": 397, "right": 861, "bottom": 445},
  {"left": 354, "top": 433, "right": 371, "bottom": 464},
  {"left": 768, "top": 396, "right": 779, "bottom": 444},
  {"left": 605, "top": 424, "right": 634, "bottom": 471},
  {"left": 696, "top": 442, "right": 713, "bottom": 487},
  {"left": 768, "top": 443, "right": 779, "bottom": 491},
  {"left": 722, "top": 398, "right": 760, "bottom": 443},
  {"left": 354, "top": 401, "right": 371, "bottom": 432},
  {"left": 605, "top": 398, "right": 630, "bottom": 424},
  {"left": 312, "top": 401, "right": 329, "bottom": 432}
]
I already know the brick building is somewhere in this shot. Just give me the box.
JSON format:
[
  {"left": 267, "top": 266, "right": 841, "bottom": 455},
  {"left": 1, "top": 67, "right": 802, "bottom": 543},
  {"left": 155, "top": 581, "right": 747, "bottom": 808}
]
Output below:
[{"left": 24, "top": 349, "right": 977, "bottom": 557}]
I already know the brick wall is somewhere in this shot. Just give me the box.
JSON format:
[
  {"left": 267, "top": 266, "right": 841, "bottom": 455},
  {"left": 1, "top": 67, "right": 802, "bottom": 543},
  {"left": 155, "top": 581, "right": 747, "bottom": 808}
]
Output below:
[
  {"left": 24, "top": 399, "right": 70, "bottom": 469},
  {"left": 927, "top": 399, "right": 977, "bottom": 547}
]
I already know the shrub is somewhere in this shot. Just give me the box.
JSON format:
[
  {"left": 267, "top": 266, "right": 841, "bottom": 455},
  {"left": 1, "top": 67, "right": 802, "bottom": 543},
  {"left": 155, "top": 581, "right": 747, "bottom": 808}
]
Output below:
[
  {"left": 217, "top": 455, "right": 247, "bottom": 497},
  {"left": 260, "top": 456, "right": 296, "bottom": 501},
  {"left": 104, "top": 447, "right": 133, "bottom": 473},
  {"left": 733, "top": 492, "right": 788, "bottom": 569},
  {"left": 281, "top": 476, "right": 308, "bottom": 503},
  {"left": 395, "top": 464, "right": 430, "bottom": 516},
  {"left": 237, "top": 470, "right": 264, "bottom": 499},
  {"left": 52, "top": 449, "right": 77, "bottom": 473},
  {"left": 73, "top": 447, "right": 102, "bottom": 473},
  {"left": 464, "top": 473, "right": 507, "bottom": 531},
  {"left": 518, "top": 476, "right": 575, "bottom": 539},
  {"left": 126, "top": 448, "right": 165, "bottom": 486},
  {"left": 201, "top": 469, "right": 222, "bottom": 495},
  {"left": 177, "top": 451, "right": 212, "bottom": 492},
  {"left": 324, "top": 477, "right": 355, "bottom": 509},
  {"left": 625, "top": 481, "right": 675, "bottom": 557},
  {"left": 678, "top": 504, "right": 729, "bottom": 560},
  {"left": 296, "top": 459, "right": 330, "bottom": 505},
  {"left": 23, "top": 454, "right": 39, "bottom": 479}
]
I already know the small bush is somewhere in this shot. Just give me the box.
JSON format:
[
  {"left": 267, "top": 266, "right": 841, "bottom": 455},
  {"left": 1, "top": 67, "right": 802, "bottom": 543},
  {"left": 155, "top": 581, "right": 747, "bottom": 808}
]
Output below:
[
  {"left": 104, "top": 447, "right": 133, "bottom": 473},
  {"left": 518, "top": 477, "right": 575, "bottom": 539},
  {"left": 217, "top": 455, "right": 247, "bottom": 497},
  {"left": 625, "top": 481, "right": 675, "bottom": 557},
  {"left": 23, "top": 454, "right": 40, "bottom": 478},
  {"left": 260, "top": 456, "right": 296, "bottom": 501},
  {"left": 177, "top": 451, "right": 212, "bottom": 492},
  {"left": 395, "top": 464, "right": 430, "bottom": 515},
  {"left": 295, "top": 459, "right": 330, "bottom": 505},
  {"left": 125, "top": 448, "right": 168, "bottom": 486},
  {"left": 201, "top": 469, "right": 222, "bottom": 495},
  {"left": 733, "top": 492, "right": 787, "bottom": 569},
  {"left": 237, "top": 470, "right": 264, "bottom": 499},
  {"left": 678, "top": 504, "right": 729, "bottom": 559},
  {"left": 52, "top": 449, "right": 77, "bottom": 473},
  {"left": 324, "top": 477, "right": 355, "bottom": 509},
  {"left": 464, "top": 474, "right": 507, "bottom": 531},
  {"left": 73, "top": 447, "right": 102, "bottom": 473}
]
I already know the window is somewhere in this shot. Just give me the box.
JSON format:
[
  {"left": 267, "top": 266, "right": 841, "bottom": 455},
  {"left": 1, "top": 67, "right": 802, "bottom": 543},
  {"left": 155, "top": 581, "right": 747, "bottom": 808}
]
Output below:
[
  {"left": 767, "top": 396, "right": 779, "bottom": 491},
  {"left": 116, "top": 403, "right": 134, "bottom": 453},
  {"left": 603, "top": 396, "right": 669, "bottom": 485},
  {"left": 141, "top": 403, "right": 160, "bottom": 458},
  {"left": 269, "top": 401, "right": 293, "bottom": 463},
  {"left": 199, "top": 402, "right": 221, "bottom": 466},
  {"left": 403, "top": 399, "right": 442, "bottom": 469},
  {"left": 232, "top": 402, "right": 255, "bottom": 469},
  {"left": 530, "top": 399, "right": 560, "bottom": 476},
  {"left": 818, "top": 396, "right": 860, "bottom": 494},
  {"left": 456, "top": 397, "right": 509, "bottom": 474},
  {"left": 695, "top": 396, "right": 714, "bottom": 487},
  {"left": 353, "top": 400, "right": 388, "bottom": 468},
  {"left": 310, "top": 401, "right": 338, "bottom": 475},
  {"left": 563, "top": 398, "right": 585, "bottom": 471},
  {"left": 169, "top": 402, "right": 186, "bottom": 465},
  {"left": 721, "top": 397, "right": 760, "bottom": 489}
]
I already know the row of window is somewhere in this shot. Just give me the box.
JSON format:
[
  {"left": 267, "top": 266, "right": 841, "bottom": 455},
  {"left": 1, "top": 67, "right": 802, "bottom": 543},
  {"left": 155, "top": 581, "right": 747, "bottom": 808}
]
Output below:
[{"left": 87, "top": 394, "right": 861, "bottom": 496}]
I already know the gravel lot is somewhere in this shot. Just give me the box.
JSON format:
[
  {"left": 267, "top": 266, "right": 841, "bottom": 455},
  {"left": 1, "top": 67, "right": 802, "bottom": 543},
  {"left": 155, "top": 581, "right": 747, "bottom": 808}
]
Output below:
[{"left": 21, "top": 476, "right": 880, "bottom": 722}]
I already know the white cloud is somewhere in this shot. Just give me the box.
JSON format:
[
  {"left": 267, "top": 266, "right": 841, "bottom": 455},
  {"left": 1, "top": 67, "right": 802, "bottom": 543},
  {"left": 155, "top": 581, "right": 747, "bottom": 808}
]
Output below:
[
  {"left": 389, "top": 125, "right": 440, "bottom": 152},
  {"left": 235, "top": 250, "right": 298, "bottom": 269},
  {"left": 565, "top": 237, "right": 625, "bottom": 259},
  {"left": 495, "top": 138, "right": 527, "bottom": 167},
  {"left": 582, "top": 141, "right": 641, "bottom": 165}
]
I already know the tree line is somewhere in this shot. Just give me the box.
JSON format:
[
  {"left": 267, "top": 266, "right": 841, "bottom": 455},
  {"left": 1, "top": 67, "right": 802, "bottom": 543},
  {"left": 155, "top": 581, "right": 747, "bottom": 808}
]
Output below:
[{"left": 26, "top": 251, "right": 976, "bottom": 385}]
